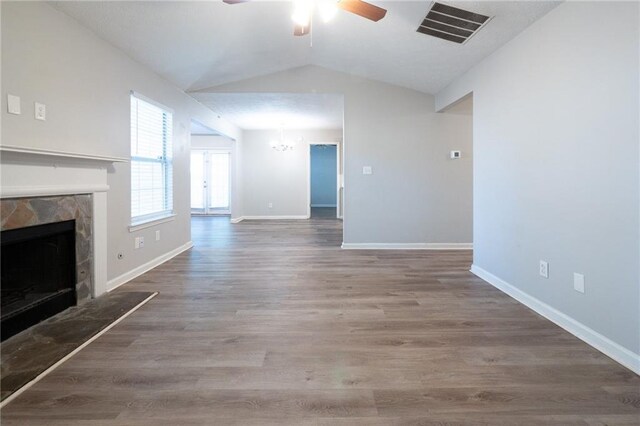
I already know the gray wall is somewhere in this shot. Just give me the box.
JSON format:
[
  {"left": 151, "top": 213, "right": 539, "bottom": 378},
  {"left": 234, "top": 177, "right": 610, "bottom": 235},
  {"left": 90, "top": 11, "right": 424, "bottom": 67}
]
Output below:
[
  {"left": 436, "top": 2, "right": 639, "bottom": 356},
  {"left": 1, "top": 2, "right": 241, "bottom": 283},
  {"left": 241, "top": 129, "right": 342, "bottom": 217},
  {"left": 197, "top": 66, "right": 473, "bottom": 244}
]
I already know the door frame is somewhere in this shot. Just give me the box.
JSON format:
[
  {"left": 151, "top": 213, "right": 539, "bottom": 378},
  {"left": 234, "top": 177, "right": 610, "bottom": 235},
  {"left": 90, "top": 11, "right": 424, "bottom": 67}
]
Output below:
[
  {"left": 190, "top": 148, "right": 232, "bottom": 215},
  {"left": 307, "top": 142, "right": 341, "bottom": 219}
]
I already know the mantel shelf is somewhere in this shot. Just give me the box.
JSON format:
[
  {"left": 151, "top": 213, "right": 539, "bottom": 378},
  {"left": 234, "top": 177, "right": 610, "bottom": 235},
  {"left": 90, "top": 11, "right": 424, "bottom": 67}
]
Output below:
[{"left": 0, "top": 145, "right": 129, "bottom": 163}]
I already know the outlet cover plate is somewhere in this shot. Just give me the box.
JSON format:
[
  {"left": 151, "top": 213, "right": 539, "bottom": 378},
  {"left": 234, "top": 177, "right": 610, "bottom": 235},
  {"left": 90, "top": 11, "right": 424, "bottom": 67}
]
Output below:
[
  {"left": 35, "top": 102, "right": 46, "bottom": 121},
  {"left": 539, "top": 260, "right": 549, "bottom": 278}
]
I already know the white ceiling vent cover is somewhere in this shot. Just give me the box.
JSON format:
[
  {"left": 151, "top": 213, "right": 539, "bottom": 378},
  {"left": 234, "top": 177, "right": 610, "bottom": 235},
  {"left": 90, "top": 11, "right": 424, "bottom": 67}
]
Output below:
[{"left": 417, "top": 2, "right": 491, "bottom": 44}]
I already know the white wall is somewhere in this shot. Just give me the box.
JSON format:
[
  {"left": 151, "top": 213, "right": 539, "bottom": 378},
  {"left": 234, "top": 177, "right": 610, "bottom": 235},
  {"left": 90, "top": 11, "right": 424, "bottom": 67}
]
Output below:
[
  {"left": 196, "top": 66, "right": 473, "bottom": 245},
  {"left": 1, "top": 2, "right": 241, "bottom": 285},
  {"left": 241, "top": 129, "right": 342, "bottom": 218},
  {"left": 191, "top": 135, "right": 234, "bottom": 150},
  {"left": 436, "top": 2, "right": 639, "bottom": 366}
]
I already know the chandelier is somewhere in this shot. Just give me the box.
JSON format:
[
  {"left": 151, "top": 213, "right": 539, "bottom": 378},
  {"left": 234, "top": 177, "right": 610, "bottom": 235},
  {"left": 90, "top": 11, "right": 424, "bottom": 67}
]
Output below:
[{"left": 270, "top": 126, "right": 295, "bottom": 151}]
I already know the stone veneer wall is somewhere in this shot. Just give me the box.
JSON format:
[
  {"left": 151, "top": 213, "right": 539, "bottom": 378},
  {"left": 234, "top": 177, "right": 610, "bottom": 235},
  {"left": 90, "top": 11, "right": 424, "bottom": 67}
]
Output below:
[{"left": 1, "top": 195, "right": 93, "bottom": 303}]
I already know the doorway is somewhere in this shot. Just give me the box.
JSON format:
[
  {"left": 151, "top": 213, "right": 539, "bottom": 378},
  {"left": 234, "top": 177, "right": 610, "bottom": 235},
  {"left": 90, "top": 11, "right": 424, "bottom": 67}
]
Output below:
[
  {"left": 191, "top": 149, "right": 231, "bottom": 215},
  {"left": 308, "top": 143, "right": 340, "bottom": 219}
]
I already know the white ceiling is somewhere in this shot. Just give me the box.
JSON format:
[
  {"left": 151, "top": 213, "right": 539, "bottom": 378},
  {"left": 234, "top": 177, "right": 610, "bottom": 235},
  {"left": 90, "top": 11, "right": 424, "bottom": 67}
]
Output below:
[
  {"left": 192, "top": 93, "right": 344, "bottom": 129},
  {"left": 51, "top": 1, "right": 560, "bottom": 94}
]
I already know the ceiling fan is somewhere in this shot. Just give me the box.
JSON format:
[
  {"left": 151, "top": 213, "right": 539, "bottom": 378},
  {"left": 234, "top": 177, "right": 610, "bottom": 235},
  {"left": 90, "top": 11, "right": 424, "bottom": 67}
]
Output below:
[{"left": 222, "top": 0, "right": 387, "bottom": 36}]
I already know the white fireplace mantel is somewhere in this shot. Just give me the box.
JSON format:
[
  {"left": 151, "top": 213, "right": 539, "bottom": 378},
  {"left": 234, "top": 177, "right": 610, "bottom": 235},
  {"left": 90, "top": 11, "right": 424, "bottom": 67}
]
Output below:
[
  {"left": 0, "top": 144, "right": 129, "bottom": 163},
  {"left": 0, "top": 145, "right": 125, "bottom": 297}
]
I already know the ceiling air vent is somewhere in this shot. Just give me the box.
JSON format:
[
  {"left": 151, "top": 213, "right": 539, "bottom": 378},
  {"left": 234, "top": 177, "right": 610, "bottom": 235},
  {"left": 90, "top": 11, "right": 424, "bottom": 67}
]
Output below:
[{"left": 417, "top": 2, "right": 491, "bottom": 44}]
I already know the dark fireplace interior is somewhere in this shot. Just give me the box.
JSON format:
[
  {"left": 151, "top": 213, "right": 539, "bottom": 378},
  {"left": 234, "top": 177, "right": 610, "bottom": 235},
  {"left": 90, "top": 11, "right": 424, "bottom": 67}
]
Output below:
[{"left": 1, "top": 220, "right": 77, "bottom": 341}]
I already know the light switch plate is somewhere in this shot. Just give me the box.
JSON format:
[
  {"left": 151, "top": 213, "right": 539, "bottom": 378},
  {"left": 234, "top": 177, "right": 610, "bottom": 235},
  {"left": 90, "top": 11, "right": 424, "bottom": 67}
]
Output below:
[
  {"left": 573, "top": 273, "right": 585, "bottom": 293},
  {"left": 8, "top": 95, "right": 21, "bottom": 115},
  {"left": 35, "top": 102, "right": 46, "bottom": 121},
  {"left": 363, "top": 166, "right": 372, "bottom": 175}
]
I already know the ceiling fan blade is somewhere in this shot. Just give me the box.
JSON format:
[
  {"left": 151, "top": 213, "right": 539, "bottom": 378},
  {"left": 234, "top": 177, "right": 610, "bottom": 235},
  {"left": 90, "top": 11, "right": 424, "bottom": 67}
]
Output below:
[
  {"left": 222, "top": 0, "right": 250, "bottom": 4},
  {"left": 294, "top": 25, "right": 310, "bottom": 36},
  {"left": 337, "top": 0, "right": 387, "bottom": 22}
]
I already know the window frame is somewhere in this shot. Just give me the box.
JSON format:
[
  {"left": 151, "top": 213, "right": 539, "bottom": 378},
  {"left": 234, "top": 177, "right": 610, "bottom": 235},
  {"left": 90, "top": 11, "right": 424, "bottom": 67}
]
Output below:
[{"left": 129, "top": 91, "right": 175, "bottom": 230}]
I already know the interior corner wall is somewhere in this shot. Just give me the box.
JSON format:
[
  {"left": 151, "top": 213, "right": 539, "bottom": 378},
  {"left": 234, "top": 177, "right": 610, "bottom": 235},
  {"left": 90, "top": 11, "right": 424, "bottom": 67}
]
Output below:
[
  {"left": 196, "top": 66, "right": 473, "bottom": 244},
  {"left": 436, "top": 2, "right": 640, "bottom": 359},
  {"left": 241, "top": 129, "right": 342, "bottom": 217},
  {"left": 1, "top": 2, "right": 241, "bottom": 286}
]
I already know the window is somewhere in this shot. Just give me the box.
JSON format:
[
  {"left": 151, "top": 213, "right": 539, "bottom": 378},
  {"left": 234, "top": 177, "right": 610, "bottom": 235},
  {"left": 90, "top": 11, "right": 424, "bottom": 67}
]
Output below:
[{"left": 130, "top": 93, "right": 173, "bottom": 225}]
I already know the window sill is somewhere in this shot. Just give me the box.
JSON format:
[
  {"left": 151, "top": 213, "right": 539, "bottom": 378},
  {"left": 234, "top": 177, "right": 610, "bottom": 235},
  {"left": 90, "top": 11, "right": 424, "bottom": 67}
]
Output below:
[{"left": 128, "top": 214, "right": 176, "bottom": 233}]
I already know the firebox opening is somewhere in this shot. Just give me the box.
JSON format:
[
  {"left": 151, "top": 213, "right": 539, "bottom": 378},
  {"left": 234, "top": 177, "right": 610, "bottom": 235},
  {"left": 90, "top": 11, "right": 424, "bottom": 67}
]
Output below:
[{"left": 1, "top": 219, "right": 77, "bottom": 341}]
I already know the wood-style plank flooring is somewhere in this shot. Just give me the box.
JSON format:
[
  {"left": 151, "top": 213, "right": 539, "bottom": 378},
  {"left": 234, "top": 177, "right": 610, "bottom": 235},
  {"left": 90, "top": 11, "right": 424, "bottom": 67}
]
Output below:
[{"left": 2, "top": 212, "right": 639, "bottom": 424}]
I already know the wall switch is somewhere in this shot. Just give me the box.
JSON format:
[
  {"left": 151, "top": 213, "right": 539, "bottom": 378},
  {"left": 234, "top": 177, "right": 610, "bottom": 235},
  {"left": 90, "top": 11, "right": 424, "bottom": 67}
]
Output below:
[
  {"left": 450, "top": 150, "right": 461, "bottom": 159},
  {"left": 573, "top": 273, "right": 585, "bottom": 293},
  {"left": 362, "top": 166, "right": 372, "bottom": 175},
  {"left": 7, "top": 95, "right": 21, "bottom": 115},
  {"left": 139, "top": 236, "right": 144, "bottom": 248},
  {"left": 155, "top": 230, "right": 161, "bottom": 241},
  {"left": 268, "top": 202, "right": 273, "bottom": 208},
  {"left": 539, "top": 260, "right": 549, "bottom": 278},
  {"left": 35, "top": 102, "right": 46, "bottom": 121}
]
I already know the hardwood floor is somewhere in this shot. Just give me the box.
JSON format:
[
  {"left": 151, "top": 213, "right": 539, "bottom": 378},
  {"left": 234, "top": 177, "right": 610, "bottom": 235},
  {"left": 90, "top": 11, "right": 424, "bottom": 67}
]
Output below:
[{"left": 2, "top": 215, "right": 638, "bottom": 424}]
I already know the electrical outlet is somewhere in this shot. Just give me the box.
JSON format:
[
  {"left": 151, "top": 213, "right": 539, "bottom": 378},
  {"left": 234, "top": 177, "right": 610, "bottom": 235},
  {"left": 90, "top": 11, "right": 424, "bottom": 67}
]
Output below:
[
  {"left": 35, "top": 102, "right": 46, "bottom": 121},
  {"left": 539, "top": 260, "right": 549, "bottom": 278},
  {"left": 139, "top": 236, "right": 145, "bottom": 248},
  {"left": 268, "top": 202, "right": 273, "bottom": 209},
  {"left": 156, "top": 230, "right": 161, "bottom": 241},
  {"left": 134, "top": 237, "right": 140, "bottom": 249},
  {"left": 362, "top": 166, "right": 372, "bottom": 175},
  {"left": 574, "top": 273, "right": 585, "bottom": 293}
]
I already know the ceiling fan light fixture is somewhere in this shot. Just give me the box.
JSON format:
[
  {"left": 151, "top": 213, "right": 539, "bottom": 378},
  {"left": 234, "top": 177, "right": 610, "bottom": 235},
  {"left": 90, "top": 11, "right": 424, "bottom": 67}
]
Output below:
[
  {"left": 291, "top": 0, "right": 313, "bottom": 27},
  {"left": 318, "top": 0, "right": 339, "bottom": 23}
]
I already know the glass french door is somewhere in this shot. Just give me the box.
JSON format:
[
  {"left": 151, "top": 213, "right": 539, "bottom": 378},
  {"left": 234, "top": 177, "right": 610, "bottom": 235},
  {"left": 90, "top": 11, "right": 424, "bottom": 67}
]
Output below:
[{"left": 191, "top": 150, "right": 231, "bottom": 215}]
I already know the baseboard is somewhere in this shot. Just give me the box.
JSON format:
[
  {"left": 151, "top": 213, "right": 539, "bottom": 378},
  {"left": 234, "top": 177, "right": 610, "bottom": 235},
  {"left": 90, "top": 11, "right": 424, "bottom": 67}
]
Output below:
[
  {"left": 241, "top": 215, "right": 309, "bottom": 220},
  {"left": 341, "top": 242, "right": 473, "bottom": 250},
  {"left": 311, "top": 204, "right": 337, "bottom": 208},
  {"left": 230, "top": 217, "right": 244, "bottom": 224},
  {"left": 107, "top": 241, "right": 193, "bottom": 291},
  {"left": 470, "top": 264, "right": 640, "bottom": 375}
]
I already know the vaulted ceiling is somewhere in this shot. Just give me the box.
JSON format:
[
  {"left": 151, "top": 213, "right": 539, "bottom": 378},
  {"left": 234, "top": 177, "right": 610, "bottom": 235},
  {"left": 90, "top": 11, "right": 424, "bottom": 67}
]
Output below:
[{"left": 51, "top": 1, "right": 560, "bottom": 94}]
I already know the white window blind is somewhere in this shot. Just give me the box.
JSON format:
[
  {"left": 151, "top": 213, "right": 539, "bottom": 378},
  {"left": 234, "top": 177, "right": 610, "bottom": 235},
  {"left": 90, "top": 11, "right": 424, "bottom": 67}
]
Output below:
[{"left": 130, "top": 94, "right": 173, "bottom": 224}]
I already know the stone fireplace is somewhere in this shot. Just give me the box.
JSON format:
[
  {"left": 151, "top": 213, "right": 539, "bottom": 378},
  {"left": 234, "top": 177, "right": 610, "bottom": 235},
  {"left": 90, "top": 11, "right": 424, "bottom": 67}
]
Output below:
[
  {"left": 0, "top": 145, "right": 125, "bottom": 338},
  {"left": 1, "top": 195, "right": 94, "bottom": 339}
]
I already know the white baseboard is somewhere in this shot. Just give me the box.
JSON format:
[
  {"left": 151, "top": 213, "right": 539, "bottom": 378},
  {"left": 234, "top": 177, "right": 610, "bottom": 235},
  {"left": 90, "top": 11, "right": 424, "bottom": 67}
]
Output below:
[
  {"left": 230, "top": 217, "right": 244, "bottom": 223},
  {"left": 311, "top": 204, "right": 337, "bottom": 208},
  {"left": 241, "top": 215, "right": 309, "bottom": 220},
  {"left": 470, "top": 264, "right": 640, "bottom": 375},
  {"left": 341, "top": 242, "right": 473, "bottom": 250},
  {"left": 107, "top": 241, "right": 193, "bottom": 291}
]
